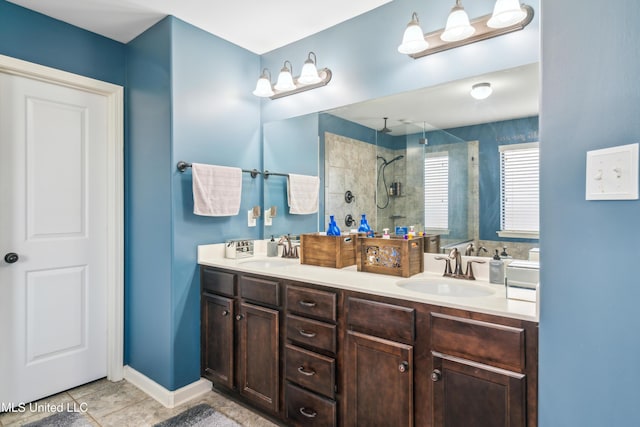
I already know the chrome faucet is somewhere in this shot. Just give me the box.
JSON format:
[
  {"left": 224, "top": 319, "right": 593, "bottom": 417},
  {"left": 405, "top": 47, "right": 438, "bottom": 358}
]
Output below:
[
  {"left": 450, "top": 248, "right": 464, "bottom": 276},
  {"left": 464, "top": 243, "right": 475, "bottom": 256}
]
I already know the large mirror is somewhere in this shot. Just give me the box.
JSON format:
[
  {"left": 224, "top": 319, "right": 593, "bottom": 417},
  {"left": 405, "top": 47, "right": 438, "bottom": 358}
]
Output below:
[{"left": 264, "top": 62, "right": 540, "bottom": 259}]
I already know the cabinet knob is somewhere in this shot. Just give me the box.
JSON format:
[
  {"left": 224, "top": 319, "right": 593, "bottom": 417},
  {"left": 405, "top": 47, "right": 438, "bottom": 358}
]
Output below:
[
  {"left": 235, "top": 314, "right": 244, "bottom": 321},
  {"left": 299, "top": 407, "right": 317, "bottom": 418},
  {"left": 221, "top": 310, "right": 229, "bottom": 316},
  {"left": 398, "top": 361, "right": 409, "bottom": 373},
  {"left": 431, "top": 369, "right": 442, "bottom": 382}
]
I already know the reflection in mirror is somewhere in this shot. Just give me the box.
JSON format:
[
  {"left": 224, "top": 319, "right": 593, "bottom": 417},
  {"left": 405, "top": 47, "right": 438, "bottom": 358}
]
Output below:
[{"left": 322, "top": 62, "right": 540, "bottom": 259}]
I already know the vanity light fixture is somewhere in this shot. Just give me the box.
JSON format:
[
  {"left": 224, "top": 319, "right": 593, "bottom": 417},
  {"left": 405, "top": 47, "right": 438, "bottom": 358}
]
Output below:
[
  {"left": 441, "top": 0, "right": 475, "bottom": 42},
  {"left": 399, "top": 1, "right": 533, "bottom": 59},
  {"left": 470, "top": 82, "right": 492, "bottom": 100},
  {"left": 252, "top": 51, "right": 332, "bottom": 100},
  {"left": 398, "top": 12, "right": 429, "bottom": 54},
  {"left": 252, "top": 68, "right": 274, "bottom": 97}
]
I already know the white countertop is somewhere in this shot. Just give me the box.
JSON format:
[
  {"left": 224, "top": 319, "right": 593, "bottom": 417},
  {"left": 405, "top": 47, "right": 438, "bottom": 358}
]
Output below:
[{"left": 198, "top": 242, "right": 538, "bottom": 322}]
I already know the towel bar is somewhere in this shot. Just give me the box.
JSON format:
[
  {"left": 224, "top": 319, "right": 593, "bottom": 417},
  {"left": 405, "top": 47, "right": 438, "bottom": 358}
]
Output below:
[{"left": 176, "top": 161, "right": 261, "bottom": 178}]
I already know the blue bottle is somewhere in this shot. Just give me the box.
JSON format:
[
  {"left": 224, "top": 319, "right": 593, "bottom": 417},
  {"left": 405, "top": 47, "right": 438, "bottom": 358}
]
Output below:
[
  {"left": 327, "top": 215, "right": 341, "bottom": 236},
  {"left": 358, "top": 214, "right": 373, "bottom": 236}
]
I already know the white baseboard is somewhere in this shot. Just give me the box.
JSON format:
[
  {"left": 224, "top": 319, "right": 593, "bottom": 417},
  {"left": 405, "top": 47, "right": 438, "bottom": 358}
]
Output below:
[{"left": 123, "top": 365, "right": 212, "bottom": 408}]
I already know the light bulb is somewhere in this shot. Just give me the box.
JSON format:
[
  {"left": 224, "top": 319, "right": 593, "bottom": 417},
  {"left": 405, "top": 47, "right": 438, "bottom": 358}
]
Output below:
[
  {"left": 398, "top": 13, "right": 429, "bottom": 54},
  {"left": 441, "top": 2, "right": 475, "bottom": 42}
]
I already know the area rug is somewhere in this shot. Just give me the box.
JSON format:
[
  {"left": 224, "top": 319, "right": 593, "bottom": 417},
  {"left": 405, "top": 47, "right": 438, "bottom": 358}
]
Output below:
[
  {"left": 23, "top": 411, "right": 93, "bottom": 427},
  {"left": 154, "top": 403, "right": 241, "bottom": 427}
]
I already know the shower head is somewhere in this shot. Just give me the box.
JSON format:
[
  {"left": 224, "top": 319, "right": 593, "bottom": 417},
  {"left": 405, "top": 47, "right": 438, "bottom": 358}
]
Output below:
[{"left": 388, "top": 155, "right": 405, "bottom": 164}]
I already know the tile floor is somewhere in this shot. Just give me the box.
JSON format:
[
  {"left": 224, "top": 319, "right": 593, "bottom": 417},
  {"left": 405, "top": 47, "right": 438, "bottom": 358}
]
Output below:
[{"left": 0, "top": 378, "right": 280, "bottom": 427}]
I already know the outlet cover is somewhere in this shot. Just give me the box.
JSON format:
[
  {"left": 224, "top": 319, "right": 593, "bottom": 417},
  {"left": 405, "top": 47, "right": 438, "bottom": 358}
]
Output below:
[
  {"left": 247, "top": 209, "right": 256, "bottom": 227},
  {"left": 586, "top": 143, "right": 639, "bottom": 200}
]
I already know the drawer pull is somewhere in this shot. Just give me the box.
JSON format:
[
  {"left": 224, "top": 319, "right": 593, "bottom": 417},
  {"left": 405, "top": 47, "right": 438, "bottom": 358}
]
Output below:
[
  {"left": 431, "top": 369, "right": 442, "bottom": 382},
  {"left": 299, "top": 407, "right": 318, "bottom": 418},
  {"left": 221, "top": 310, "right": 229, "bottom": 316},
  {"left": 297, "top": 366, "right": 317, "bottom": 376},
  {"left": 299, "top": 329, "right": 317, "bottom": 338},
  {"left": 299, "top": 300, "right": 317, "bottom": 308},
  {"left": 235, "top": 314, "right": 244, "bottom": 321},
  {"left": 399, "top": 361, "right": 409, "bottom": 373}
]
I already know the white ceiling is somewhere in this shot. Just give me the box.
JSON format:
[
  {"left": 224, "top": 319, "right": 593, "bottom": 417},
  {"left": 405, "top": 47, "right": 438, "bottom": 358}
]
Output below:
[
  {"left": 8, "top": 0, "right": 392, "bottom": 54},
  {"left": 326, "top": 62, "right": 540, "bottom": 135}
]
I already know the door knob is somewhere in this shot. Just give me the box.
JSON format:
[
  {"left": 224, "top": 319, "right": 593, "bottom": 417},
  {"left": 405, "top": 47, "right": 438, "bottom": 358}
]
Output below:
[
  {"left": 431, "top": 369, "right": 442, "bottom": 382},
  {"left": 4, "top": 252, "right": 19, "bottom": 264}
]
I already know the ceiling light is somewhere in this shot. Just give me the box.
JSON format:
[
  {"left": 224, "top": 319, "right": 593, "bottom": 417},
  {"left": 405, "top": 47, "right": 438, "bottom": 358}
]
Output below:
[
  {"left": 298, "top": 52, "right": 322, "bottom": 85},
  {"left": 441, "top": 0, "right": 475, "bottom": 42},
  {"left": 470, "top": 82, "right": 492, "bottom": 100},
  {"left": 274, "top": 60, "right": 296, "bottom": 92},
  {"left": 252, "top": 69, "right": 274, "bottom": 98},
  {"left": 252, "top": 52, "right": 332, "bottom": 100},
  {"left": 399, "top": 2, "right": 533, "bottom": 59},
  {"left": 398, "top": 12, "right": 429, "bottom": 55},
  {"left": 487, "top": 0, "right": 527, "bottom": 28}
]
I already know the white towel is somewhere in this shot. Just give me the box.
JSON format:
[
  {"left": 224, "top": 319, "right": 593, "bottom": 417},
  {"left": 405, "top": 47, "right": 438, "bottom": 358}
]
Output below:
[
  {"left": 287, "top": 173, "right": 319, "bottom": 215},
  {"left": 192, "top": 163, "right": 242, "bottom": 216}
]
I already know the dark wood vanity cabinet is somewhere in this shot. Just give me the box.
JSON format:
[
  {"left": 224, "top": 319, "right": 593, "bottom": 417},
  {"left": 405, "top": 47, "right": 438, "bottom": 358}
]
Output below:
[
  {"left": 200, "top": 267, "right": 281, "bottom": 415},
  {"left": 200, "top": 266, "right": 538, "bottom": 426},
  {"left": 429, "top": 311, "right": 537, "bottom": 427},
  {"left": 344, "top": 296, "right": 416, "bottom": 427},
  {"left": 284, "top": 283, "right": 338, "bottom": 426}
]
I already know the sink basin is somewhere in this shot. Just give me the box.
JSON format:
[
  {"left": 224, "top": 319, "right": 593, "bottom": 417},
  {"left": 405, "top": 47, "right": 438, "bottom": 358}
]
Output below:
[
  {"left": 239, "top": 259, "right": 294, "bottom": 269},
  {"left": 397, "top": 278, "right": 495, "bottom": 298}
]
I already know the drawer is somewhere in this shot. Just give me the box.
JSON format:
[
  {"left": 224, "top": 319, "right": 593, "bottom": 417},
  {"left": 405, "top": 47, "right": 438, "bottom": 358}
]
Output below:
[
  {"left": 347, "top": 297, "right": 415, "bottom": 343},
  {"left": 239, "top": 275, "right": 280, "bottom": 307},
  {"left": 201, "top": 267, "right": 235, "bottom": 297},
  {"left": 430, "top": 312, "right": 525, "bottom": 372},
  {"left": 286, "top": 285, "right": 337, "bottom": 322},
  {"left": 285, "top": 344, "right": 335, "bottom": 398},
  {"left": 287, "top": 314, "right": 336, "bottom": 354},
  {"left": 286, "top": 382, "right": 336, "bottom": 427}
]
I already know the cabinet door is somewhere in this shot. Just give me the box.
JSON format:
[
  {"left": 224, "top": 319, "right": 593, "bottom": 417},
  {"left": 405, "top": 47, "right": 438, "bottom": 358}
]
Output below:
[
  {"left": 345, "top": 330, "right": 413, "bottom": 427},
  {"left": 238, "top": 302, "right": 280, "bottom": 413},
  {"left": 201, "top": 293, "right": 234, "bottom": 389},
  {"left": 432, "top": 352, "right": 526, "bottom": 427}
]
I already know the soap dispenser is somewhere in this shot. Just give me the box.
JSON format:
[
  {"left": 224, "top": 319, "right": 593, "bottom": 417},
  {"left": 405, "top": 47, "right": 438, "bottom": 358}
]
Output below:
[
  {"left": 327, "top": 215, "right": 341, "bottom": 236},
  {"left": 382, "top": 228, "right": 391, "bottom": 239},
  {"left": 267, "top": 235, "right": 278, "bottom": 257},
  {"left": 490, "top": 249, "right": 505, "bottom": 285}
]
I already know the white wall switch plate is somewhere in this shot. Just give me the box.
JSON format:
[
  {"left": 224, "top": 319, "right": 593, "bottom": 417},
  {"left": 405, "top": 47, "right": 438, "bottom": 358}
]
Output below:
[
  {"left": 586, "top": 143, "right": 639, "bottom": 200},
  {"left": 247, "top": 209, "right": 256, "bottom": 227},
  {"left": 264, "top": 209, "right": 273, "bottom": 226}
]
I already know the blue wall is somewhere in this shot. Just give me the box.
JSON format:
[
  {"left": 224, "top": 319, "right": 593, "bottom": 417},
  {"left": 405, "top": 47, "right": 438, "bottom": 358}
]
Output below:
[
  {"left": 539, "top": 0, "right": 640, "bottom": 425},
  {"left": 125, "top": 17, "right": 174, "bottom": 388},
  {"left": 264, "top": 113, "right": 319, "bottom": 237},
  {"left": 0, "top": 0, "right": 125, "bottom": 86},
  {"left": 170, "top": 18, "right": 261, "bottom": 389}
]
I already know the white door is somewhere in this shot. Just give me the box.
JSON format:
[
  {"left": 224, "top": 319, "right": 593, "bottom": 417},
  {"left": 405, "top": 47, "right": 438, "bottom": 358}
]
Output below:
[{"left": 0, "top": 72, "right": 109, "bottom": 405}]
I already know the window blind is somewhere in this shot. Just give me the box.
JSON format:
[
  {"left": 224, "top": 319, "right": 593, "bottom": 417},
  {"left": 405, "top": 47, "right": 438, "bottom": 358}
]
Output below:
[
  {"left": 500, "top": 142, "right": 539, "bottom": 234},
  {"left": 424, "top": 153, "right": 449, "bottom": 230}
]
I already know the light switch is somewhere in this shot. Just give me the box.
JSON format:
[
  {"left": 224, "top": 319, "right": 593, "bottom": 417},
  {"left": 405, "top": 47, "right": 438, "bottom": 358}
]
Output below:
[{"left": 586, "top": 143, "right": 639, "bottom": 200}]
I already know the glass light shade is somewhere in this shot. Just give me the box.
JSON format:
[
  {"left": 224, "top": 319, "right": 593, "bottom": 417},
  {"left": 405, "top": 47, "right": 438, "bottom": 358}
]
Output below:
[
  {"left": 470, "top": 82, "right": 492, "bottom": 100},
  {"left": 298, "top": 60, "right": 321, "bottom": 85},
  {"left": 487, "top": 0, "right": 526, "bottom": 28},
  {"left": 252, "top": 76, "right": 274, "bottom": 97},
  {"left": 274, "top": 65, "right": 296, "bottom": 91},
  {"left": 440, "top": 6, "right": 475, "bottom": 42},
  {"left": 398, "top": 15, "right": 428, "bottom": 54}
]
